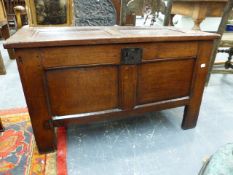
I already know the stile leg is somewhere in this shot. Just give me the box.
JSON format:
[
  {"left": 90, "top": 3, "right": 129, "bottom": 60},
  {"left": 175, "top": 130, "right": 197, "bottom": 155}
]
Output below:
[
  {"left": 182, "top": 105, "right": 200, "bottom": 129},
  {"left": 16, "top": 49, "right": 57, "bottom": 153},
  {"left": 182, "top": 41, "right": 214, "bottom": 129},
  {"left": 28, "top": 110, "right": 57, "bottom": 153}
]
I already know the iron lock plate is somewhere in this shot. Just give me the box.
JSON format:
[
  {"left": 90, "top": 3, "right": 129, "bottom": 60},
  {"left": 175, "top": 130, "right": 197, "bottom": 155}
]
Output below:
[{"left": 121, "top": 48, "right": 143, "bottom": 65}]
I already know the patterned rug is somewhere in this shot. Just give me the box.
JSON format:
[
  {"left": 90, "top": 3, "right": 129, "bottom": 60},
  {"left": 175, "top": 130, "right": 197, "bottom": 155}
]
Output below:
[{"left": 0, "top": 108, "right": 67, "bottom": 175}]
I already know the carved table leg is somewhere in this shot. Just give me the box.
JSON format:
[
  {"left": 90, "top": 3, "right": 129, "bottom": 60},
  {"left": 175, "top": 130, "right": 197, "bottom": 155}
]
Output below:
[
  {"left": 0, "top": 118, "right": 4, "bottom": 132},
  {"left": 16, "top": 49, "right": 56, "bottom": 153},
  {"left": 169, "top": 14, "right": 175, "bottom": 26},
  {"left": 1, "top": 24, "right": 15, "bottom": 59},
  {"left": 0, "top": 51, "right": 6, "bottom": 75},
  {"left": 192, "top": 18, "right": 204, "bottom": 31},
  {"left": 191, "top": 2, "right": 207, "bottom": 31},
  {"left": 182, "top": 41, "right": 213, "bottom": 129}
]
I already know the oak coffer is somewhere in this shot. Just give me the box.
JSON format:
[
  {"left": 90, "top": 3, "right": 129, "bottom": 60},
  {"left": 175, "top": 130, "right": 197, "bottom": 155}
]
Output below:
[{"left": 4, "top": 26, "right": 219, "bottom": 153}]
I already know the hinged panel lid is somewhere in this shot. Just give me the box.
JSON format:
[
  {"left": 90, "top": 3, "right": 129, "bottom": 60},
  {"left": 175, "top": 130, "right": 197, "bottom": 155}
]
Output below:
[{"left": 4, "top": 26, "right": 219, "bottom": 49}]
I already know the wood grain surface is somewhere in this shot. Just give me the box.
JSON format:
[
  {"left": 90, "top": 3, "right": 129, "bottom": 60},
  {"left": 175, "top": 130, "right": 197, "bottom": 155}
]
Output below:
[{"left": 4, "top": 26, "right": 219, "bottom": 49}]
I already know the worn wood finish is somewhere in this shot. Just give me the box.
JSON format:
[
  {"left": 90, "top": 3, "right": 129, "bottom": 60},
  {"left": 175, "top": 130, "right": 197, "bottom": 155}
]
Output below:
[
  {"left": 42, "top": 45, "right": 121, "bottom": 67},
  {"left": 170, "top": 0, "right": 227, "bottom": 30},
  {"left": 42, "top": 41, "right": 197, "bottom": 68},
  {"left": 4, "top": 26, "right": 218, "bottom": 153},
  {"left": 4, "top": 26, "right": 218, "bottom": 48},
  {"left": 53, "top": 97, "right": 190, "bottom": 126},
  {"left": 142, "top": 41, "right": 198, "bottom": 59}
]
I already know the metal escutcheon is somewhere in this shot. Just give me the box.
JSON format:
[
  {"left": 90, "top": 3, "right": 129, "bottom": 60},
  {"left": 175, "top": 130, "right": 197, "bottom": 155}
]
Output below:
[{"left": 121, "top": 48, "right": 143, "bottom": 65}]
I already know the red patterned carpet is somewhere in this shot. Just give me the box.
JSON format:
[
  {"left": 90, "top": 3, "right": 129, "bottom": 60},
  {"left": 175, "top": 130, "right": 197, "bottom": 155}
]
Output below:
[{"left": 0, "top": 108, "right": 67, "bottom": 175}]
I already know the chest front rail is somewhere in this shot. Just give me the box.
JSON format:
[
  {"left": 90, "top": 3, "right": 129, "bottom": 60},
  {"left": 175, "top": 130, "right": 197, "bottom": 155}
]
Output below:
[{"left": 15, "top": 41, "right": 213, "bottom": 153}]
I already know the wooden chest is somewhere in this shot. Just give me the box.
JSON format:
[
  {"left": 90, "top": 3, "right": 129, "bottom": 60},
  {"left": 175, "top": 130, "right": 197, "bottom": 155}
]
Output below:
[{"left": 4, "top": 26, "right": 218, "bottom": 153}]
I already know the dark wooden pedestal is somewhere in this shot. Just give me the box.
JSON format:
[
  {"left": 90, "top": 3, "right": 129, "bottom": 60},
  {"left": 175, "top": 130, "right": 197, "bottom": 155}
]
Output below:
[
  {"left": 4, "top": 26, "right": 218, "bottom": 153},
  {"left": 0, "top": 21, "right": 15, "bottom": 59},
  {"left": 0, "top": 50, "right": 6, "bottom": 75},
  {"left": 0, "top": 118, "right": 4, "bottom": 132}
]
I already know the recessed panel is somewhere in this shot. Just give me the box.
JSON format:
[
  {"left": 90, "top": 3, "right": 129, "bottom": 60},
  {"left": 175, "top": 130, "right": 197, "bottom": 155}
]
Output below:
[
  {"left": 46, "top": 66, "right": 118, "bottom": 115},
  {"left": 137, "top": 59, "right": 194, "bottom": 105}
]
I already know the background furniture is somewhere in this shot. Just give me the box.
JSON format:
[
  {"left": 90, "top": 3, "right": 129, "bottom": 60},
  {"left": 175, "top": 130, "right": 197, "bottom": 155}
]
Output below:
[
  {"left": 0, "top": 118, "right": 4, "bottom": 132},
  {"left": 170, "top": 0, "right": 228, "bottom": 30},
  {"left": 3, "top": 0, "right": 26, "bottom": 29},
  {"left": 25, "top": 0, "right": 73, "bottom": 26},
  {"left": 171, "top": 0, "right": 233, "bottom": 82},
  {"left": 0, "top": 0, "right": 14, "bottom": 59},
  {"left": 14, "top": 5, "right": 26, "bottom": 29},
  {"left": 121, "top": 0, "right": 173, "bottom": 26},
  {"left": 0, "top": 50, "right": 6, "bottom": 75},
  {"left": 212, "top": 32, "right": 233, "bottom": 74},
  {"left": 211, "top": 10, "right": 233, "bottom": 74},
  {"left": 4, "top": 26, "right": 218, "bottom": 153},
  {"left": 206, "top": 0, "right": 233, "bottom": 82},
  {"left": 15, "top": 0, "right": 135, "bottom": 27},
  {"left": 74, "top": 0, "right": 121, "bottom": 26}
]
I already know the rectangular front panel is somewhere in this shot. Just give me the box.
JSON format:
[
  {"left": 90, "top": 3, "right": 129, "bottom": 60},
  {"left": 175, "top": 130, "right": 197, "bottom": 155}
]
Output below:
[
  {"left": 42, "top": 42, "right": 197, "bottom": 68},
  {"left": 46, "top": 66, "right": 118, "bottom": 116},
  {"left": 142, "top": 42, "right": 197, "bottom": 60},
  {"left": 137, "top": 59, "right": 194, "bottom": 105},
  {"left": 42, "top": 45, "right": 121, "bottom": 68}
]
